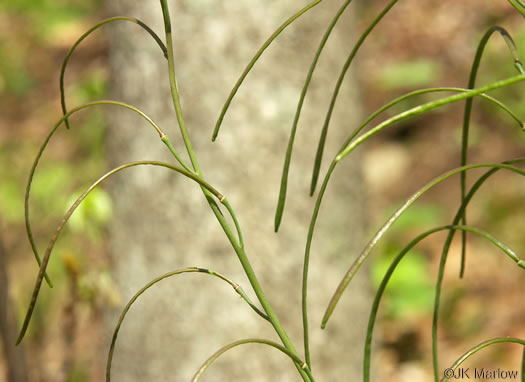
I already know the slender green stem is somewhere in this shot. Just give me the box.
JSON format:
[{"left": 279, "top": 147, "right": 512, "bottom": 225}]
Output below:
[
  {"left": 192, "top": 338, "right": 314, "bottom": 382},
  {"left": 341, "top": 87, "right": 522, "bottom": 158},
  {"left": 160, "top": 1, "right": 200, "bottom": 173},
  {"left": 440, "top": 338, "right": 525, "bottom": 382},
  {"left": 158, "top": 2, "right": 309, "bottom": 380},
  {"left": 364, "top": 225, "right": 524, "bottom": 382},
  {"left": 310, "top": 0, "right": 398, "bottom": 195},
  {"left": 212, "top": 197, "right": 310, "bottom": 380},
  {"left": 17, "top": 161, "right": 223, "bottom": 345},
  {"left": 160, "top": 135, "right": 195, "bottom": 173},
  {"left": 302, "top": 160, "right": 336, "bottom": 367},
  {"left": 509, "top": 0, "right": 525, "bottom": 17},
  {"left": 300, "top": 78, "right": 525, "bottom": 343},
  {"left": 25, "top": 100, "right": 170, "bottom": 289},
  {"left": 60, "top": 17, "right": 168, "bottom": 130},
  {"left": 301, "top": 83, "right": 522, "bottom": 302},
  {"left": 322, "top": 162, "right": 525, "bottom": 329},
  {"left": 337, "top": 73, "right": 525, "bottom": 161},
  {"left": 275, "top": 0, "right": 353, "bottom": 232},
  {"left": 106, "top": 268, "right": 270, "bottom": 382},
  {"left": 222, "top": 198, "right": 245, "bottom": 249},
  {"left": 459, "top": 26, "right": 524, "bottom": 279},
  {"left": 212, "top": 0, "right": 322, "bottom": 142},
  {"left": 302, "top": 78, "right": 525, "bottom": 364}
]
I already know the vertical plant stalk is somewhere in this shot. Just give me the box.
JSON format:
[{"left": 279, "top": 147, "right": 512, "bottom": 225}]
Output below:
[
  {"left": 301, "top": 1, "right": 399, "bottom": 365},
  {"left": 458, "top": 26, "right": 524, "bottom": 278},
  {"left": 158, "top": 1, "right": 309, "bottom": 380}
]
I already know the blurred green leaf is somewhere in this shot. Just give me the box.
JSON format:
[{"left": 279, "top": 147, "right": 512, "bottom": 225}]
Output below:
[
  {"left": 67, "top": 365, "right": 89, "bottom": 382},
  {"left": 0, "top": 0, "right": 102, "bottom": 41},
  {"left": 0, "top": 180, "right": 24, "bottom": 223},
  {"left": 376, "top": 59, "right": 440, "bottom": 90},
  {"left": 0, "top": 41, "right": 35, "bottom": 96},
  {"left": 66, "top": 187, "right": 112, "bottom": 241},
  {"left": 71, "top": 69, "right": 108, "bottom": 102},
  {"left": 371, "top": 249, "right": 434, "bottom": 318},
  {"left": 31, "top": 163, "right": 73, "bottom": 215},
  {"left": 385, "top": 203, "right": 443, "bottom": 231}
]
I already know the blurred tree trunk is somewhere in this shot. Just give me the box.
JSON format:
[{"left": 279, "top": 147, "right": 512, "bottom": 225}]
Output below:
[
  {"left": 105, "top": 1, "right": 371, "bottom": 380},
  {"left": 0, "top": 222, "right": 29, "bottom": 382}
]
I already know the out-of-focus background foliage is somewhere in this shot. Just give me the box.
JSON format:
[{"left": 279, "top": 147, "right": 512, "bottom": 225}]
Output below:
[{"left": 1, "top": 0, "right": 524, "bottom": 381}]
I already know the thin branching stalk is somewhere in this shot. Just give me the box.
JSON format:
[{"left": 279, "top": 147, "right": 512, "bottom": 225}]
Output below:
[
  {"left": 191, "top": 338, "right": 314, "bottom": 382},
  {"left": 369, "top": 158, "right": 525, "bottom": 381},
  {"left": 16, "top": 2, "right": 525, "bottom": 380},
  {"left": 212, "top": 0, "right": 323, "bottom": 142},
  {"left": 458, "top": 26, "right": 524, "bottom": 279},
  {"left": 431, "top": 159, "right": 525, "bottom": 380},
  {"left": 440, "top": 338, "right": 525, "bottom": 382},
  {"left": 158, "top": 2, "right": 309, "bottom": 379},
  {"left": 301, "top": 74, "right": 525, "bottom": 343},
  {"left": 17, "top": 161, "right": 223, "bottom": 345},
  {"left": 336, "top": 74, "right": 525, "bottom": 162},
  {"left": 364, "top": 224, "right": 525, "bottom": 382},
  {"left": 301, "top": 84, "right": 522, "bottom": 367},
  {"left": 60, "top": 17, "right": 168, "bottom": 130},
  {"left": 25, "top": 100, "right": 180, "bottom": 289},
  {"left": 106, "top": 268, "right": 270, "bottom": 382},
  {"left": 322, "top": 162, "right": 525, "bottom": 329}
]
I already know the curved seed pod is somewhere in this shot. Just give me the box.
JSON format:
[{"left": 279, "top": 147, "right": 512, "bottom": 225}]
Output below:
[
  {"left": 212, "top": 0, "right": 323, "bottom": 142},
  {"left": 106, "top": 268, "right": 270, "bottom": 382},
  {"left": 191, "top": 338, "right": 313, "bottom": 382},
  {"left": 61, "top": 17, "right": 168, "bottom": 130},
  {"left": 17, "top": 161, "right": 222, "bottom": 345},
  {"left": 309, "top": 0, "right": 398, "bottom": 196},
  {"left": 274, "top": 0, "right": 354, "bottom": 232}
]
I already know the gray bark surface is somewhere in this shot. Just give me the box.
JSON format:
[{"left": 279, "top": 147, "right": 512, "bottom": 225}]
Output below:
[{"left": 105, "top": 1, "right": 370, "bottom": 380}]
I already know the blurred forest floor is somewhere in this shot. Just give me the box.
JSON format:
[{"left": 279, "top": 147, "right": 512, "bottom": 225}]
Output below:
[{"left": 1, "top": 0, "right": 525, "bottom": 381}]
